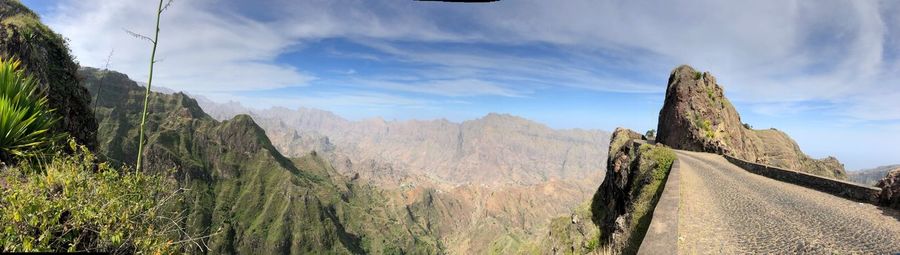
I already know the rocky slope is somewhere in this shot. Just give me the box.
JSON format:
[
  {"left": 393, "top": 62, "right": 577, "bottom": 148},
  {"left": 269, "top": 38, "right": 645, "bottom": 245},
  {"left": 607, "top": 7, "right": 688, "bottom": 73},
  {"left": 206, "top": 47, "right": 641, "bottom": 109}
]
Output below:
[
  {"left": 591, "top": 128, "right": 676, "bottom": 254},
  {"left": 197, "top": 99, "right": 610, "bottom": 254},
  {"left": 657, "top": 65, "right": 846, "bottom": 179},
  {"left": 850, "top": 164, "right": 900, "bottom": 186},
  {"left": 81, "top": 67, "right": 442, "bottom": 254},
  {"left": 0, "top": 1, "right": 97, "bottom": 149},
  {"left": 876, "top": 169, "right": 900, "bottom": 209}
]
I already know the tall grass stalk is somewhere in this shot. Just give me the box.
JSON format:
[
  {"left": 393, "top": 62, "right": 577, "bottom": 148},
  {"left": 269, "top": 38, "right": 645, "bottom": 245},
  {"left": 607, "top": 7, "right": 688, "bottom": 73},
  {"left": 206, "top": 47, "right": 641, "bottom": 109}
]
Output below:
[
  {"left": 135, "top": 0, "right": 167, "bottom": 172},
  {"left": 91, "top": 50, "right": 113, "bottom": 111}
]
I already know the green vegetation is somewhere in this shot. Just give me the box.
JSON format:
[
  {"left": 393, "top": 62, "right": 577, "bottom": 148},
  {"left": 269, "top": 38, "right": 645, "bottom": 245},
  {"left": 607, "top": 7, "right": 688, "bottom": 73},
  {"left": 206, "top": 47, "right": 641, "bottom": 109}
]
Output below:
[
  {"left": 0, "top": 140, "right": 182, "bottom": 253},
  {"left": 694, "top": 71, "right": 702, "bottom": 80},
  {"left": 701, "top": 119, "right": 714, "bottom": 139},
  {"left": 81, "top": 67, "right": 442, "bottom": 253},
  {"left": 0, "top": 58, "right": 60, "bottom": 162},
  {"left": 538, "top": 202, "right": 601, "bottom": 255},
  {"left": 622, "top": 144, "right": 675, "bottom": 255},
  {"left": 0, "top": 1, "right": 98, "bottom": 149}
]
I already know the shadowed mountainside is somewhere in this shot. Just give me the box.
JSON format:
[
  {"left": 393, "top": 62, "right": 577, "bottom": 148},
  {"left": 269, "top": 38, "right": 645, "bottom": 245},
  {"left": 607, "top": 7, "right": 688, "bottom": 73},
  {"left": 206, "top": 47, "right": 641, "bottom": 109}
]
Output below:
[{"left": 657, "top": 65, "right": 846, "bottom": 179}]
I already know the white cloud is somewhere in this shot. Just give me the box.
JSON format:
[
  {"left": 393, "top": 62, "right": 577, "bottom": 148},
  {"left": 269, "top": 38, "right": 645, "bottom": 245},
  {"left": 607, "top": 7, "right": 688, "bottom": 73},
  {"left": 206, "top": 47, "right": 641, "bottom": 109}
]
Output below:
[
  {"left": 45, "top": 0, "right": 314, "bottom": 92},
  {"left": 39, "top": 0, "right": 900, "bottom": 121}
]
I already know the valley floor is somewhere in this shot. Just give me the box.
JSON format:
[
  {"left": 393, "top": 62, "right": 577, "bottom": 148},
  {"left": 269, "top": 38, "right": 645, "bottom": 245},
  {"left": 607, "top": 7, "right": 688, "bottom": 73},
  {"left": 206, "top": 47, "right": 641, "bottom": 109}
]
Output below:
[{"left": 675, "top": 150, "right": 900, "bottom": 254}]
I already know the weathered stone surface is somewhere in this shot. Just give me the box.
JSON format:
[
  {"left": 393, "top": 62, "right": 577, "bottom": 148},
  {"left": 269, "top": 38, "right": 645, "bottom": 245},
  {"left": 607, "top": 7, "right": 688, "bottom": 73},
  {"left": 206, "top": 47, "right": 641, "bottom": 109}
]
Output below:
[
  {"left": 591, "top": 128, "right": 675, "bottom": 254},
  {"left": 0, "top": 2, "right": 98, "bottom": 149},
  {"left": 876, "top": 168, "right": 900, "bottom": 209},
  {"left": 656, "top": 65, "right": 846, "bottom": 179},
  {"left": 592, "top": 128, "right": 643, "bottom": 240}
]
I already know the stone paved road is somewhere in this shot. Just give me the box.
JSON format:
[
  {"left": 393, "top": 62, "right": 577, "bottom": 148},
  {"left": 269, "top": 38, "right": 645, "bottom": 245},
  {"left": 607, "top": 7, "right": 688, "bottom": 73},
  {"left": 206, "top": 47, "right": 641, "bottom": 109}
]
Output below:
[{"left": 675, "top": 150, "right": 900, "bottom": 254}]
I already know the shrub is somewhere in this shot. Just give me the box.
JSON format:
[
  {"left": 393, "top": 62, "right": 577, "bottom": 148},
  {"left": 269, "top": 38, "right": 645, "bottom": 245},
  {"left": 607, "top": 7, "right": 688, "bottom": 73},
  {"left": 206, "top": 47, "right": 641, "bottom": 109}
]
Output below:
[
  {"left": 0, "top": 58, "right": 61, "bottom": 162},
  {"left": 644, "top": 129, "right": 656, "bottom": 140},
  {"left": 701, "top": 119, "right": 714, "bottom": 139},
  {"left": 0, "top": 140, "right": 184, "bottom": 253}
]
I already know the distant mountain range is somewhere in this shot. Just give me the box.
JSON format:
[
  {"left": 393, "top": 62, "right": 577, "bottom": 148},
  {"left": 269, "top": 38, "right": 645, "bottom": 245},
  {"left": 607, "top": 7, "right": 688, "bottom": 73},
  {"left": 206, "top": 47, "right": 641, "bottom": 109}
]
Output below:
[
  {"left": 849, "top": 165, "right": 900, "bottom": 186},
  {"left": 196, "top": 97, "right": 610, "bottom": 254}
]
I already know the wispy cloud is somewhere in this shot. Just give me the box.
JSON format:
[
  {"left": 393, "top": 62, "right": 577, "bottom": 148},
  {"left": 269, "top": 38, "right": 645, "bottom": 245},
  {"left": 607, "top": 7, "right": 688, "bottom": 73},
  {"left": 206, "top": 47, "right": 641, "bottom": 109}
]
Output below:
[
  {"left": 44, "top": 0, "right": 314, "bottom": 92},
  {"left": 37, "top": 0, "right": 900, "bottom": 123}
]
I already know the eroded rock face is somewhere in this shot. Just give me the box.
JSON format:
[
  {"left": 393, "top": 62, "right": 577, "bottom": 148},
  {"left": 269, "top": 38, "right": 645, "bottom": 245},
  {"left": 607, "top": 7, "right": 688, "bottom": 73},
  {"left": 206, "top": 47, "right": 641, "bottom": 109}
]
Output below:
[
  {"left": 876, "top": 168, "right": 900, "bottom": 209},
  {"left": 590, "top": 127, "right": 652, "bottom": 252},
  {"left": 656, "top": 65, "right": 847, "bottom": 179},
  {"left": 591, "top": 128, "right": 643, "bottom": 237}
]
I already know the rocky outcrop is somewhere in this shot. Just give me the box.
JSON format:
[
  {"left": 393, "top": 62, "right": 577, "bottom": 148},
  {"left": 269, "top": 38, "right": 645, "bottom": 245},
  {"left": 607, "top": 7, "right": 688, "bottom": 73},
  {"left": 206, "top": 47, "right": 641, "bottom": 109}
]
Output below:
[
  {"left": 0, "top": 2, "right": 97, "bottom": 149},
  {"left": 876, "top": 168, "right": 900, "bottom": 209},
  {"left": 657, "top": 65, "right": 846, "bottom": 179},
  {"left": 592, "top": 128, "right": 643, "bottom": 240},
  {"left": 591, "top": 128, "right": 676, "bottom": 254}
]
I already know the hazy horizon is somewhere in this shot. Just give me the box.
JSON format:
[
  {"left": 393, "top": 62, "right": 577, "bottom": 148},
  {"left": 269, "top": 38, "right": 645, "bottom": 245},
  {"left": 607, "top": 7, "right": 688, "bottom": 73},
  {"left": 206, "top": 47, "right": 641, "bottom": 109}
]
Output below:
[{"left": 22, "top": 0, "right": 900, "bottom": 170}]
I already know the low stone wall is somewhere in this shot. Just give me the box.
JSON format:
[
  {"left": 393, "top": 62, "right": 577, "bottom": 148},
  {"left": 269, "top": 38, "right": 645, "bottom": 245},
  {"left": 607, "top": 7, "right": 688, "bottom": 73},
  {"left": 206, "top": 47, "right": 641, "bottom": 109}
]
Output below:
[{"left": 724, "top": 155, "right": 881, "bottom": 203}]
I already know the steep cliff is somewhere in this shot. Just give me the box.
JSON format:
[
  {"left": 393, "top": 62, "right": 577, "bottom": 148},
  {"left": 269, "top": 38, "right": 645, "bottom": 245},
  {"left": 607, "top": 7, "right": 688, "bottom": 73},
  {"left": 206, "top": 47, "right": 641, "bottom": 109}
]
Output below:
[
  {"left": 591, "top": 128, "right": 675, "bottom": 254},
  {"left": 80, "top": 67, "right": 441, "bottom": 254},
  {"left": 657, "top": 65, "right": 846, "bottom": 179},
  {"left": 0, "top": 1, "right": 97, "bottom": 148}
]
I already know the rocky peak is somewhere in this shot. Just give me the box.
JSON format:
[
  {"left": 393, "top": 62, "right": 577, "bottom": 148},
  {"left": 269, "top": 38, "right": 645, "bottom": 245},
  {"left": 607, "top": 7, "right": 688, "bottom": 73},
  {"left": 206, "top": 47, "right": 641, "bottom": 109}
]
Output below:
[{"left": 657, "top": 65, "right": 847, "bottom": 179}]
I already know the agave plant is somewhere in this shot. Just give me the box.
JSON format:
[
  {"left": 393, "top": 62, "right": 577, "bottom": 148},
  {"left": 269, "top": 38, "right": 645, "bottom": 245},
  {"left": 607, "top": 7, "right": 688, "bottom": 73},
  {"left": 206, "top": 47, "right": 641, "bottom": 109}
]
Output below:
[{"left": 0, "top": 58, "right": 60, "bottom": 162}]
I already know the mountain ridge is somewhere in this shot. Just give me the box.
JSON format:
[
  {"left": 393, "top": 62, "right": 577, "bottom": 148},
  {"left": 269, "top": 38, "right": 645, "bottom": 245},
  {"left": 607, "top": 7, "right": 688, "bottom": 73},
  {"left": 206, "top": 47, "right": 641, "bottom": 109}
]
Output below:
[
  {"left": 195, "top": 95, "right": 611, "bottom": 254},
  {"left": 80, "top": 66, "right": 443, "bottom": 254}
]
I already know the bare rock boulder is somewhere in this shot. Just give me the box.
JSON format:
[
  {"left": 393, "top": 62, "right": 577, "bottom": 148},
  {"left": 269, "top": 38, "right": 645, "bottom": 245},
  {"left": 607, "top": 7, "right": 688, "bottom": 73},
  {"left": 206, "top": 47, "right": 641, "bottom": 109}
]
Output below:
[{"left": 876, "top": 168, "right": 900, "bottom": 209}]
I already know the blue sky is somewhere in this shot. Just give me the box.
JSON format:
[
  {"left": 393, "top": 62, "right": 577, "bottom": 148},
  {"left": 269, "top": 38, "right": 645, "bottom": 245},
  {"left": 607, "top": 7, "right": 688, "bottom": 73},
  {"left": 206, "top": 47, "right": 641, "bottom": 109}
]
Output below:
[{"left": 22, "top": 0, "right": 900, "bottom": 170}]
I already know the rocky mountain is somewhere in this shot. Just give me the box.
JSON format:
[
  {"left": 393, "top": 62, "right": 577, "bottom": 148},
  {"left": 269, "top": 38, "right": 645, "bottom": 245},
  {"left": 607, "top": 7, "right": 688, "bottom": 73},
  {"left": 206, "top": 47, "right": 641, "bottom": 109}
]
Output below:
[
  {"left": 657, "top": 65, "right": 846, "bottom": 179},
  {"left": 850, "top": 164, "right": 900, "bottom": 186},
  {"left": 202, "top": 103, "right": 609, "bottom": 187},
  {"left": 81, "top": 67, "right": 442, "bottom": 254},
  {"left": 876, "top": 168, "right": 900, "bottom": 209},
  {"left": 0, "top": 1, "right": 97, "bottom": 148},
  {"left": 197, "top": 99, "right": 610, "bottom": 254}
]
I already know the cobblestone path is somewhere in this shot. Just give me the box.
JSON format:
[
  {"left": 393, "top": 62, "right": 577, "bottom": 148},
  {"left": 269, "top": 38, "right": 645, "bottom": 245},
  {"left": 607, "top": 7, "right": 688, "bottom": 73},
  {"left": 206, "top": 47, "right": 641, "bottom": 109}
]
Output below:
[{"left": 675, "top": 150, "right": 900, "bottom": 254}]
